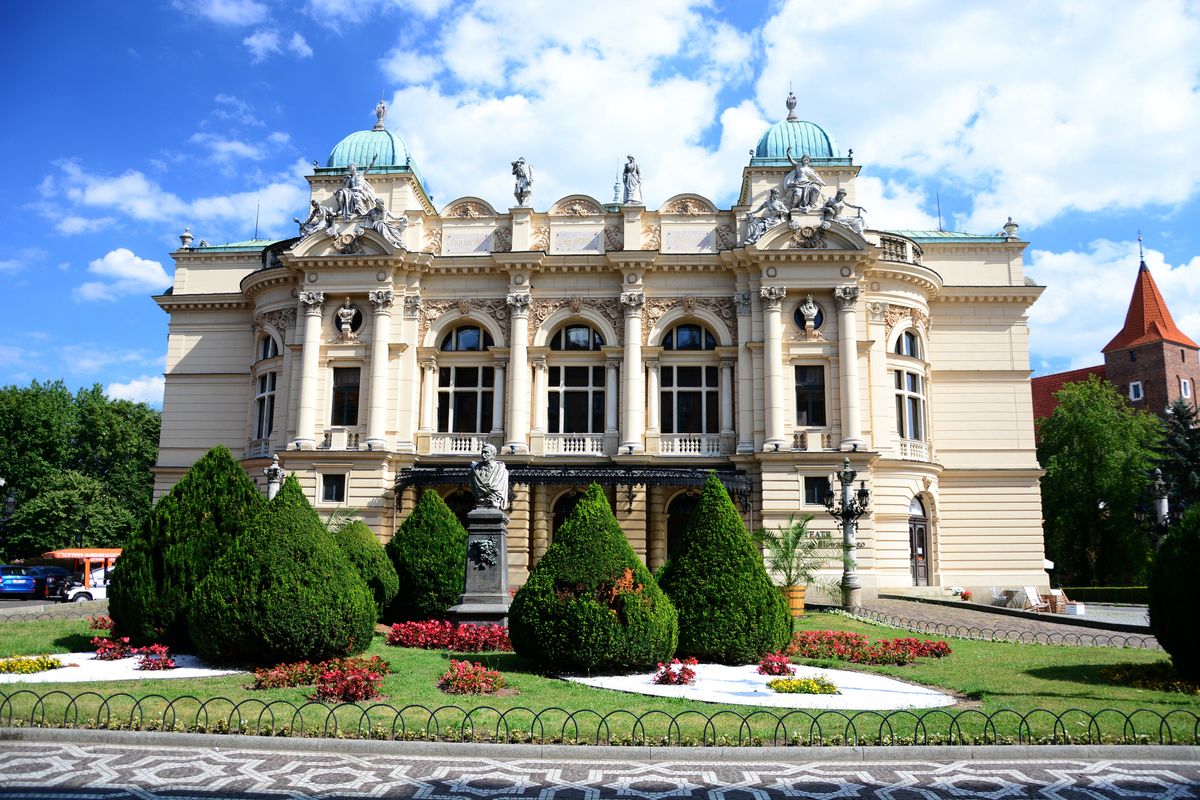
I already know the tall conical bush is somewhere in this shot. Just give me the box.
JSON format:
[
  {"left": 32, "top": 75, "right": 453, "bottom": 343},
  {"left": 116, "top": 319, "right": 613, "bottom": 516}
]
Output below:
[
  {"left": 658, "top": 472, "right": 790, "bottom": 663},
  {"left": 386, "top": 490, "right": 468, "bottom": 621},
  {"left": 1149, "top": 506, "right": 1200, "bottom": 681},
  {"left": 509, "top": 483, "right": 678, "bottom": 672},
  {"left": 109, "top": 445, "right": 264, "bottom": 647},
  {"left": 334, "top": 520, "right": 399, "bottom": 621}
]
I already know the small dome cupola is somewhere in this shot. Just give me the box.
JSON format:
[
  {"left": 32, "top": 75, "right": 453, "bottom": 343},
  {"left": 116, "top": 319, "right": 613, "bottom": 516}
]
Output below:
[
  {"left": 751, "top": 92, "right": 841, "bottom": 166},
  {"left": 326, "top": 99, "right": 414, "bottom": 169}
]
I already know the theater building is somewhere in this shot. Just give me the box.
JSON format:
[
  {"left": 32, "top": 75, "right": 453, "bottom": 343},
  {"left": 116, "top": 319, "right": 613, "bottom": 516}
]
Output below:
[{"left": 153, "top": 98, "right": 1050, "bottom": 597}]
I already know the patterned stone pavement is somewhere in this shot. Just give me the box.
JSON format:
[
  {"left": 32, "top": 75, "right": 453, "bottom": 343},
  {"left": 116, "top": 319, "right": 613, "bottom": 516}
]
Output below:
[{"left": 1, "top": 740, "right": 1197, "bottom": 799}]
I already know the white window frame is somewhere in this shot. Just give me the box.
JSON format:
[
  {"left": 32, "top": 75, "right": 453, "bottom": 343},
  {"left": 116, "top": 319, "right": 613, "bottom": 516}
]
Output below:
[
  {"left": 1129, "top": 381, "right": 1143, "bottom": 401},
  {"left": 1182, "top": 378, "right": 1192, "bottom": 399},
  {"left": 437, "top": 364, "right": 495, "bottom": 434},
  {"left": 254, "top": 371, "right": 276, "bottom": 439},
  {"left": 659, "top": 324, "right": 720, "bottom": 435},
  {"left": 794, "top": 364, "right": 828, "bottom": 428},
  {"left": 895, "top": 369, "right": 927, "bottom": 441}
]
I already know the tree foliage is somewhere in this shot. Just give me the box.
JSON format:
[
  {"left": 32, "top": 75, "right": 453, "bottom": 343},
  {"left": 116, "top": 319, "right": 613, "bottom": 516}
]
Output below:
[
  {"left": 657, "top": 472, "right": 791, "bottom": 664},
  {"left": 1162, "top": 399, "right": 1200, "bottom": 515},
  {"left": 1037, "top": 376, "right": 1164, "bottom": 586},
  {"left": 333, "top": 520, "right": 399, "bottom": 621},
  {"left": 0, "top": 381, "right": 159, "bottom": 558},
  {"left": 386, "top": 490, "right": 468, "bottom": 621},
  {"left": 1148, "top": 506, "right": 1200, "bottom": 681}
]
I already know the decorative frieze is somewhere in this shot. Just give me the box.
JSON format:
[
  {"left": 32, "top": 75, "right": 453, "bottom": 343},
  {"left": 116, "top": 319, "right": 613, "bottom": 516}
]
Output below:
[
  {"left": 506, "top": 292, "right": 532, "bottom": 318},
  {"left": 553, "top": 198, "right": 604, "bottom": 216},
  {"left": 732, "top": 290, "right": 752, "bottom": 316},
  {"left": 715, "top": 224, "right": 736, "bottom": 251},
  {"left": 403, "top": 295, "right": 422, "bottom": 319},
  {"left": 492, "top": 227, "right": 513, "bottom": 253},
  {"left": 620, "top": 291, "right": 646, "bottom": 317},
  {"left": 255, "top": 307, "right": 296, "bottom": 335},
  {"left": 419, "top": 298, "right": 511, "bottom": 341},
  {"left": 530, "top": 226, "right": 550, "bottom": 251},
  {"left": 444, "top": 200, "right": 492, "bottom": 219},
  {"left": 883, "top": 303, "right": 931, "bottom": 335},
  {"left": 528, "top": 297, "right": 623, "bottom": 345},
  {"left": 643, "top": 296, "right": 737, "bottom": 344},
  {"left": 422, "top": 227, "right": 442, "bottom": 254},
  {"left": 640, "top": 225, "right": 661, "bottom": 251},
  {"left": 604, "top": 224, "right": 624, "bottom": 252},
  {"left": 662, "top": 197, "right": 717, "bottom": 215},
  {"left": 368, "top": 288, "right": 394, "bottom": 312},
  {"left": 790, "top": 225, "right": 828, "bottom": 249}
]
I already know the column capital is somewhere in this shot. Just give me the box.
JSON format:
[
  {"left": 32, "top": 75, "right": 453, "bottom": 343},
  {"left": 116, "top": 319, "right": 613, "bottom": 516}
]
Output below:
[
  {"left": 507, "top": 291, "right": 532, "bottom": 317},
  {"left": 419, "top": 355, "right": 438, "bottom": 371},
  {"left": 531, "top": 357, "right": 547, "bottom": 372},
  {"left": 733, "top": 290, "right": 752, "bottom": 316},
  {"left": 368, "top": 288, "right": 394, "bottom": 312},
  {"left": 298, "top": 291, "right": 325, "bottom": 316},
  {"left": 759, "top": 285, "right": 787, "bottom": 312},
  {"left": 403, "top": 294, "right": 422, "bottom": 319},
  {"left": 620, "top": 290, "right": 645, "bottom": 316},
  {"left": 833, "top": 284, "right": 861, "bottom": 312},
  {"left": 720, "top": 357, "right": 737, "bottom": 369}
]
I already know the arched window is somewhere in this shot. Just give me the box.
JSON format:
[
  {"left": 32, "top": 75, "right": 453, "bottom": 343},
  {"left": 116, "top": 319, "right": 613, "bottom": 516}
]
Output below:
[
  {"left": 662, "top": 323, "right": 716, "bottom": 351},
  {"left": 660, "top": 324, "right": 719, "bottom": 437},
  {"left": 444, "top": 489, "right": 475, "bottom": 530},
  {"left": 254, "top": 371, "right": 276, "bottom": 438},
  {"left": 895, "top": 370, "right": 926, "bottom": 441},
  {"left": 666, "top": 491, "right": 701, "bottom": 562},
  {"left": 544, "top": 324, "right": 608, "bottom": 453},
  {"left": 896, "top": 330, "right": 920, "bottom": 358},
  {"left": 552, "top": 490, "right": 584, "bottom": 536},
  {"left": 258, "top": 335, "right": 279, "bottom": 361},
  {"left": 440, "top": 325, "right": 494, "bottom": 352},
  {"left": 437, "top": 325, "right": 495, "bottom": 435},
  {"left": 549, "top": 324, "right": 604, "bottom": 351}
]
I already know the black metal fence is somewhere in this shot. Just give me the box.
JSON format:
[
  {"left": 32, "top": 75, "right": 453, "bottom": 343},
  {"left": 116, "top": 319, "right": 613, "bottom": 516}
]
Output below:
[
  {"left": 0, "top": 606, "right": 104, "bottom": 624},
  {"left": 847, "top": 606, "right": 1160, "bottom": 649},
  {"left": 1, "top": 690, "right": 1196, "bottom": 746}
]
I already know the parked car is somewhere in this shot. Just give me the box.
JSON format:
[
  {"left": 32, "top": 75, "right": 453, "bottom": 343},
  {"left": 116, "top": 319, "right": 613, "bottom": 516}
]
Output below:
[
  {"left": 0, "top": 565, "right": 36, "bottom": 598},
  {"left": 25, "top": 566, "right": 73, "bottom": 599},
  {"left": 62, "top": 567, "right": 110, "bottom": 603}
]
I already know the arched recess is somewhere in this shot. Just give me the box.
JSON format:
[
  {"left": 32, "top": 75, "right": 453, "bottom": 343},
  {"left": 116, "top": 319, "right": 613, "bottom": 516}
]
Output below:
[
  {"left": 289, "top": 227, "right": 397, "bottom": 258},
  {"left": 665, "top": 488, "right": 702, "bottom": 563},
  {"left": 548, "top": 195, "right": 606, "bottom": 217},
  {"left": 532, "top": 306, "right": 620, "bottom": 348},
  {"left": 647, "top": 307, "right": 733, "bottom": 348},
  {"left": 441, "top": 488, "right": 475, "bottom": 530},
  {"left": 548, "top": 485, "right": 616, "bottom": 538},
  {"left": 421, "top": 311, "right": 506, "bottom": 349}
]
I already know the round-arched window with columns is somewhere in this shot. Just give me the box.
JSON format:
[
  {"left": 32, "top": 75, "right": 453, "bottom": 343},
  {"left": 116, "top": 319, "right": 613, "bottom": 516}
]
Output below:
[
  {"left": 545, "top": 323, "right": 608, "bottom": 448},
  {"left": 890, "top": 325, "right": 929, "bottom": 446},
  {"left": 436, "top": 325, "right": 497, "bottom": 435},
  {"left": 658, "top": 323, "right": 720, "bottom": 438}
]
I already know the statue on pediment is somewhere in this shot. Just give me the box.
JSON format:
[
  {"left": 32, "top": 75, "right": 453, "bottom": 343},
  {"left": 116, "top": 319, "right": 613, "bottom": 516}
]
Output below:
[
  {"left": 819, "top": 188, "right": 867, "bottom": 236},
  {"left": 334, "top": 155, "right": 379, "bottom": 220},
  {"left": 623, "top": 155, "right": 643, "bottom": 205},
  {"left": 295, "top": 199, "right": 334, "bottom": 237},
  {"left": 359, "top": 198, "right": 408, "bottom": 249},
  {"left": 744, "top": 188, "right": 788, "bottom": 245},
  {"left": 785, "top": 147, "right": 825, "bottom": 211}
]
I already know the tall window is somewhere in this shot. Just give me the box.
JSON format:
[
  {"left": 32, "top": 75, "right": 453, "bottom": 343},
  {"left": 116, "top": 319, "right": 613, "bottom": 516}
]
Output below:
[
  {"left": 896, "top": 330, "right": 920, "bottom": 358},
  {"left": 258, "top": 335, "right": 279, "bottom": 361},
  {"left": 548, "top": 366, "right": 605, "bottom": 434},
  {"left": 895, "top": 370, "right": 925, "bottom": 440},
  {"left": 660, "top": 323, "right": 719, "bottom": 435},
  {"left": 1181, "top": 378, "right": 1191, "bottom": 399},
  {"left": 321, "top": 474, "right": 346, "bottom": 503},
  {"left": 795, "top": 366, "right": 826, "bottom": 426},
  {"left": 254, "top": 372, "right": 276, "bottom": 438},
  {"left": 331, "top": 367, "right": 360, "bottom": 426},
  {"left": 438, "top": 366, "right": 494, "bottom": 432}
]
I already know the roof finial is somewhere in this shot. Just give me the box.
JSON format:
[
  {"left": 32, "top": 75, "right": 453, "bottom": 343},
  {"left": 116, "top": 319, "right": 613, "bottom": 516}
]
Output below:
[
  {"left": 1138, "top": 229, "right": 1145, "bottom": 266},
  {"left": 785, "top": 89, "right": 798, "bottom": 122},
  {"left": 373, "top": 98, "right": 387, "bottom": 131}
]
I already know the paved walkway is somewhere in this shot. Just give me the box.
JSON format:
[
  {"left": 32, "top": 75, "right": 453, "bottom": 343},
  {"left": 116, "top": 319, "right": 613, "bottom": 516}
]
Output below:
[
  {"left": 857, "top": 599, "right": 1160, "bottom": 648},
  {"left": 1, "top": 736, "right": 1197, "bottom": 799}
]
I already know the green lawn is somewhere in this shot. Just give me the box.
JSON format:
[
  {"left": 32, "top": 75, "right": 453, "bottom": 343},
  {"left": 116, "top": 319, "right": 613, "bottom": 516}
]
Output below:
[{"left": 1, "top": 613, "right": 1196, "bottom": 745}]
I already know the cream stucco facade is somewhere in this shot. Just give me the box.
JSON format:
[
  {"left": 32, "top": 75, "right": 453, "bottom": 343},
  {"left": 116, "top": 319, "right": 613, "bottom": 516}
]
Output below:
[{"left": 153, "top": 103, "right": 1049, "bottom": 599}]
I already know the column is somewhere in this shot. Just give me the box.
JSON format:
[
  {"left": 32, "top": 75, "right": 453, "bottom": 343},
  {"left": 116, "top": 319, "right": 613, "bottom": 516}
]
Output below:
[
  {"left": 720, "top": 358, "right": 735, "bottom": 435},
  {"left": 646, "top": 360, "right": 660, "bottom": 433},
  {"left": 734, "top": 290, "right": 754, "bottom": 453},
  {"left": 834, "top": 284, "right": 864, "bottom": 450},
  {"left": 647, "top": 484, "right": 666, "bottom": 570},
  {"left": 605, "top": 361, "right": 619, "bottom": 433},
  {"left": 620, "top": 291, "right": 645, "bottom": 453},
  {"left": 760, "top": 286, "right": 787, "bottom": 451},
  {"left": 294, "top": 291, "right": 325, "bottom": 450},
  {"left": 396, "top": 294, "right": 421, "bottom": 453},
  {"left": 530, "top": 358, "right": 548, "bottom": 433},
  {"left": 491, "top": 360, "right": 506, "bottom": 436},
  {"left": 366, "top": 289, "right": 393, "bottom": 450},
  {"left": 419, "top": 356, "right": 437, "bottom": 432},
  {"left": 531, "top": 484, "right": 549, "bottom": 566},
  {"left": 505, "top": 292, "right": 531, "bottom": 453}
]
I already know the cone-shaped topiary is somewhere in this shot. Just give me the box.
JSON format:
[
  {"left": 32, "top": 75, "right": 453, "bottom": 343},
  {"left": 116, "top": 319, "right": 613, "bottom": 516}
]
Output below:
[
  {"left": 271, "top": 473, "right": 319, "bottom": 518},
  {"left": 188, "top": 492, "right": 376, "bottom": 665},
  {"left": 658, "top": 472, "right": 791, "bottom": 664},
  {"left": 109, "top": 445, "right": 264, "bottom": 648},
  {"left": 386, "top": 490, "right": 468, "bottom": 621},
  {"left": 1149, "top": 506, "right": 1200, "bottom": 681},
  {"left": 333, "top": 520, "right": 399, "bottom": 621},
  {"left": 509, "top": 483, "right": 678, "bottom": 672}
]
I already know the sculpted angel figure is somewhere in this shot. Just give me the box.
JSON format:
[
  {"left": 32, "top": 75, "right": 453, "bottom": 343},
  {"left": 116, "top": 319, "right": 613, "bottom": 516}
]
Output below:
[
  {"left": 294, "top": 200, "right": 334, "bottom": 237},
  {"left": 334, "top": 156, "right": 379, "bottom": 220},
  {"left": 359, "top": 198, "right": 408, "bottom": 248},
  {"left": 744, "top": 187, "right": 788, "bottom": 245},
  {"left": 820, "top": 188, "right": 868, "bottom": 236},
  {"left": 512, "top": 157, "right": 533, "bottom": 206},
  {"left": 622, "top": 155, "right": 643, "bottom": 204},
  {"left": 784, "top": 147, "right": 825, "bottom": 211},
  {"left": 469, "top": 443, "right": 510, "bottom": 511}
]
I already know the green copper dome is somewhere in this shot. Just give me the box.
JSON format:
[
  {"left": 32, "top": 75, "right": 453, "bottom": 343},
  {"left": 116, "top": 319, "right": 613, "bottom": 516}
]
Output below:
[
  {"left": 750, "top": 93, "right": 843, "bottom": 166},
  {"left": 326, "top": 128, "right": 412, "bottom": 169}
]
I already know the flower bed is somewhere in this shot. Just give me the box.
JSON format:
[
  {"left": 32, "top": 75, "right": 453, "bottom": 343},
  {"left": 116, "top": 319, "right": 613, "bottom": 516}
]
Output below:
[
  {"left": 135, "top": 644, "right": 176, "bottom": 671},
  {"left": 437, "top": 659, "right": 507, "bottom": 695},
  {"left": 386, "top": 620, "right": 511, "bottom": 652},
  {"left": 251, "top": 655, "right": 391, "bottom": 690},
  {"left": 312, "top": 665, "right": 384, "bottom": 702},
  {"left": 786, "top": 631, "right": 951, "bottom": 665},
  {"left": 88, "top": 615, "right": 113, "bottom": 631},
  {"left": 653, "top": 658, "right": 698, "bottom": 685},
  {"left": 92, "top": 636, "right": 135, "bottom": 661},
  {"left": 756, "top": 652, "right": 796, "bottom": 676},
  {"left": 768, "top": 675, "right": 839, "bottom": 694},
  {"left": 0, "top": 655, "right": 63, "bottom": 674}
]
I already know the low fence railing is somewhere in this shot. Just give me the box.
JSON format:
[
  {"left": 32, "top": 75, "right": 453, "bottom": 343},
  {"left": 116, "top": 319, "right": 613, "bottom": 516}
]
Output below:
[{"left": 0, "top": 691, "right": 1196, "bottom": 746}]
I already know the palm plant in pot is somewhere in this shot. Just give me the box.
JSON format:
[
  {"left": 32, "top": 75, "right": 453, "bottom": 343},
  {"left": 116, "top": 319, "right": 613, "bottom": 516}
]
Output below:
[{"left": 753, "top": 514, "right": 837, "bottom": 626}]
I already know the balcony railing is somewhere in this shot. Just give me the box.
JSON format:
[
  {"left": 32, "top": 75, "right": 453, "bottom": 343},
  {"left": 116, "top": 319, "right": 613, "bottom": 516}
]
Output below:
[
  {"left": 246, "top": 438, "right": 272, "bottom": 458},
  {"left": 660, "top": 434, "right": 723, "bottom": 456},
  {"left": 544, "top": 434, "right": 605, "bottom": 455},
  {"left": 897, "top": 439, "right": 931, "bottom": 462},
  {"left": 878, "top": 235, "right": 923, "bottom": 265},
  {"left": 320, "top": 429, "right": 360, "bottom": 450},
  {"left": 431, "top": 434, "right": 487, "bottom": 454}
]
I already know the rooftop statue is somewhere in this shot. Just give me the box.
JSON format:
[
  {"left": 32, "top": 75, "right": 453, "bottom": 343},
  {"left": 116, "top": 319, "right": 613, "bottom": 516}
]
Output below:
[
  {"left": 334, "top": 155, "right": 380, "bottom": 221},
  {"left": 374, "top": 98, "right": 387, "bottom": 131},
  {"left": 744, "top": 188, "right": 788, "bottom": 245},
  {"left": 295, "top": 199, "right": 334, "bottom": 237},
  {"left": 784, "top": 147, "right": 824, "bottom": 211},
  {"left": 469, "top": 443, "right": 510, "bottom": 511},
  {"left": 359, "top": 198, "right": 408, "bottom": 249},
  {"left": 512, "top": 157, "right": 533, "bottom": 206},
  {"left": 820, "top": 188, "right": 867, "bottom": 236},
  {"left": 622, "top": 155, "right": 643, "bottom": 205}
]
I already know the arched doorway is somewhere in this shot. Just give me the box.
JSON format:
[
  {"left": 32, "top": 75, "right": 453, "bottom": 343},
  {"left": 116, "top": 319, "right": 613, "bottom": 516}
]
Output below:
[
  {"left": 444, "top": 489, "right": 474, "bottom": 531},
  {"left": 908, "top": 497, "right": 929, "bottom": 586},
  {"left": 666, "top": 491, "right": 701, "bottom": 563},
  {"left": 552, "top": 489, "right": 585, "bottom": 537}
]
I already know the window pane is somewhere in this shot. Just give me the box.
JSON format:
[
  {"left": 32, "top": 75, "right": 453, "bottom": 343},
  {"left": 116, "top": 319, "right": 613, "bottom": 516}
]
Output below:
[
  {"left": 592, "top": 392, "right": 605, "bottom": 432},
  {"left": 675, "top": 325, "right": 701, "bottom": 350},
  {"left": 437, "top": 394, "right": 450, "bottom": 431},
  {"left": 334, "top": 367, "right": 360, "bottom": 388},
  {"left": 480, "top": 391, "right": 493, "bottom": 429},
  {"left": 456, "top": 327, "right": 480, "bottom": 351},
  {"left": 457, "top": 367, "right": 479, "bottom": 388},
  {"left": 677, "top": 366, "right": 702, "bottom": 387},
  {"left": 895, "top": 395, "right": 905, "bottom": 438},
  {"left": 440, "top": 331, "right": 454, "bottom": 350},
  {"left": 564, "top": 391, "right": 589, "bottom": 433},
  {"left": 662, "top": 330, "right": 674, "bottom": 350},
  {"left": 258, "top": 374, "right": 267, "bottom": 393},
  {"left": 593, "top": 331, "right": 604, "bottom": 347},
  {"left": 704, "top": 329, "right": 716, "bottom": 349},
  {"left": 565, "top": 366, "right": 589, "bottom": 387},
  {"left": 322, "top": 474, "right": 346, "bottom": 503},
  {"left": 906, "top": 372, "right": 920, "bottom": 393},
  {"left": 705, "top": 366, "right": 717, "bottom": 386},
  {"left": 264, "top": 394, "right": 275, "bottom": 436},
  {"left": 677, "top": 391, "right": 702, "bottom": 432},
  {"left": 438, "top": 368, "right": 451, "bottom": 388},
  {"left": 660, "top": 392, "right": 674, "bottom": 433},
  {"left": 894, "top": 370, "right": 902, "bottom": 389},
  {"left": 804, "top": 477, "right": 824, "bottom": 505},
  {"left": 661, "top": 367, "right": 674, "bottom": 388},
  {"left": 593, "top": 366, "right": 605, "bottom": 385},
  {"left": 907, "top": 397, "right": 922, "bottom": 440},
  {"left": 482, "top": 367, "right": 494, "bottom": 385},
  {"left": 548, "top": 392, "right": 560, "bottom": 433},
  {"left": 810, "top": 392, "right": 826, "bottom": 426},
  {"left": 705, "top": 390, "right": 718, "bottom": 433},
  {"left": 453, "top": 392, "right": 478, "bottom": 432},
  {"left": 549, "top": 366, "right": 560, "bottom": 385},
  {"left": 565, "top": 326, "right": 591, "bottom": 350},
  {"left": 267, "top": 372, "right": 276, "bottom": 391}
]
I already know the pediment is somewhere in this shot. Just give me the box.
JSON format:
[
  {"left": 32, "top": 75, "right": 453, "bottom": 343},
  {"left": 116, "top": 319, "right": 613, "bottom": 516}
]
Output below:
[
  {"left": 549, "top": 195, "right": 606, "bottom": 217},
  {"left": 757, "top": 218, "right": 868, "bottom": 251},
  {"left": 659, "top": 193, "right": 719, "bottom": 215},
  {"left": 442, "top": 197, "right": 498, "bottom": 219},
  {"left": 290, "top": 226, "right": 400, "bottom": 258}
]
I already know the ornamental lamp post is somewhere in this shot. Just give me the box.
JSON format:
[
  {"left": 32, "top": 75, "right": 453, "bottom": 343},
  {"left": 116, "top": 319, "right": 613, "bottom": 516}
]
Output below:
[{"left": 823, "top": 457, "right": 871, "bottom": 608}]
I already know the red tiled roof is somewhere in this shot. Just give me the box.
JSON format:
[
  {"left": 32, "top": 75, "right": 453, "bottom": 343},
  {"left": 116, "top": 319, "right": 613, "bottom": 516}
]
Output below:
[
  {"left": 1031, "top": 365, "right": 1106, "bottom": 420},
  {"left": 1103, "top": 262, "right": 1199, "bottom": 352}
]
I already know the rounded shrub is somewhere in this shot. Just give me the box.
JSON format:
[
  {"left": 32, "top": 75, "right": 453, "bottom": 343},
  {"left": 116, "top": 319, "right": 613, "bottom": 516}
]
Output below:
[
  {"left": 509, "top": 483, "right": 678, "bottom": 673},
  {"left": 386, "top": 490, "right": 467, "bottom": 621},
  {"left": 109, "top": 445, "right": 264, "bottom": 648},
  {"left": 333, "top": 520, "right": 399, "bottom": 621},
  {"left": 1149, "top": 506, "right": 1200, "bottom": 681},
  {"left": 658, "top": 472, "right": 791, "bottom": 664},
  {"left": 188, "top": 492, "right": 376, "bottom": 666}
]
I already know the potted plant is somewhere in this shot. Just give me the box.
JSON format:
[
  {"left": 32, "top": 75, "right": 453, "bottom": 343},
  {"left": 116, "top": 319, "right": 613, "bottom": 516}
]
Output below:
[
  {"left": 753, "top": 514, "right": 836, "bottom": 624},
  {"left": 960, "top": 590, "right": 973, "bottom": 602}
]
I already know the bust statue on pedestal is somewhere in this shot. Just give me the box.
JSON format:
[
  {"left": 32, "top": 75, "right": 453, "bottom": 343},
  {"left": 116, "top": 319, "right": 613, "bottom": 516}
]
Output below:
[
  {"left": 452, "top": 442, "right": 512, "bottom": 625},
  {"left": 469, "top": 443, "right": 510, "bottom": 511}
]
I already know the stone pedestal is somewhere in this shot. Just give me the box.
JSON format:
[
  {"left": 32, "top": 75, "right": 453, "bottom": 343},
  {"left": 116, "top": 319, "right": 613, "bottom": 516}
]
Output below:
[{"left": 448, "top": 507, "right": 512, "bottom": 625}]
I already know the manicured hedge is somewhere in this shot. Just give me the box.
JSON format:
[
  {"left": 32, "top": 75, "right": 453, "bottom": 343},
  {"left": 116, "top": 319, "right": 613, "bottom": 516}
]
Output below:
[
  {"left": 509, "top": 483, "right": 678, "bottom": 672},
  {"left": 658, "top": 472, "right": 791, "bottom": 664},
  {"left": 386, "top": 490, "right": 467, "bottom": 621},
  {"left": 108, "top": 446, "right": 264, "bottom": 648},
  {"left": 1149, "top": 507, "right": 1200, "bottom": 681},
  {"left": 333, "top": 520, "right": 399, "bottom": 621},
  {"left": 1060, "top": 586, "right": 1148, "bottom": 604}
]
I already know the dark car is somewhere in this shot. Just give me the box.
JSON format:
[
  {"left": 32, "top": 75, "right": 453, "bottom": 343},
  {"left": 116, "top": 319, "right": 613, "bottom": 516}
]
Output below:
[
  {"left": 0, "top": 565, "right": 36, "bottom": 598},
  {"left": 25, "top": 566, "right": 73, "bottom": 599}
]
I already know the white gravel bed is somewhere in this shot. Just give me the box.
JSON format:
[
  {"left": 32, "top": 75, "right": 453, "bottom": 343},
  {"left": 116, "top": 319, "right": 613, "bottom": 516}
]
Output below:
[
  {"left": 0, "top": 652, "right": 243, "bottom": 684},
  {"left": 565, "top": 662, "right": 955, "bottom": 710}
]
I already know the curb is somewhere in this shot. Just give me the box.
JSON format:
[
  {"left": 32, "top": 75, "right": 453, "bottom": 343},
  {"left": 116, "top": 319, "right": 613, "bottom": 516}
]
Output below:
[
  {"left": 3, "top": 727, "right": 1198, "bottom": 764},
  {"left": 875, "top": 595, "right": 1153, "bottom": 634}
]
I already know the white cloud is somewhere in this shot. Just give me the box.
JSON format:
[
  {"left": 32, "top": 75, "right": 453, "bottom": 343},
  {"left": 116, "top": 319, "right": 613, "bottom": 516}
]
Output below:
[
  {"left": 57, "top": 215, "right": 116, "bottom": 235},
  {"left": 1027, "top": 238, "right": 1200, "bottom": 372},
  {"left": 0, "top": 247, "right": 49, "bottom": 274},
  {"left": 190, "top": 132, "right": 265, "bottom": 163},
  {"left": 243, "top": 29, "right": 282, "bottom": 62},
  {"left": 106, "top": 375, "right": 165, "bottom": 406},
  {"left": 306, "top": 0, "right": 451, "bottom": 30},
  {"left": 75, "top": 248, "right": 172, "bottom": 302},
  {"left": 212, "top": 94, "right": 264, "bottom": 126},
  {"left": 177, "top": 0, "right": 269, "bottom": 26},
  {"left": 380, "top": 49, "right": 439, "bottom": 84},
  {"left": 0, "top": 259, "right": 25, "bottom": 274},
  {"left": 289, "top": 32, "right": 313, "bottom": 58}
]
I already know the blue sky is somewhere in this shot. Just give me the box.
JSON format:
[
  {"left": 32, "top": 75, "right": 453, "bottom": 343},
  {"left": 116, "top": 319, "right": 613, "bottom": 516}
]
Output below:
[{"left": 2, "top": 0, "right": 1198, "bottom": 405}]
